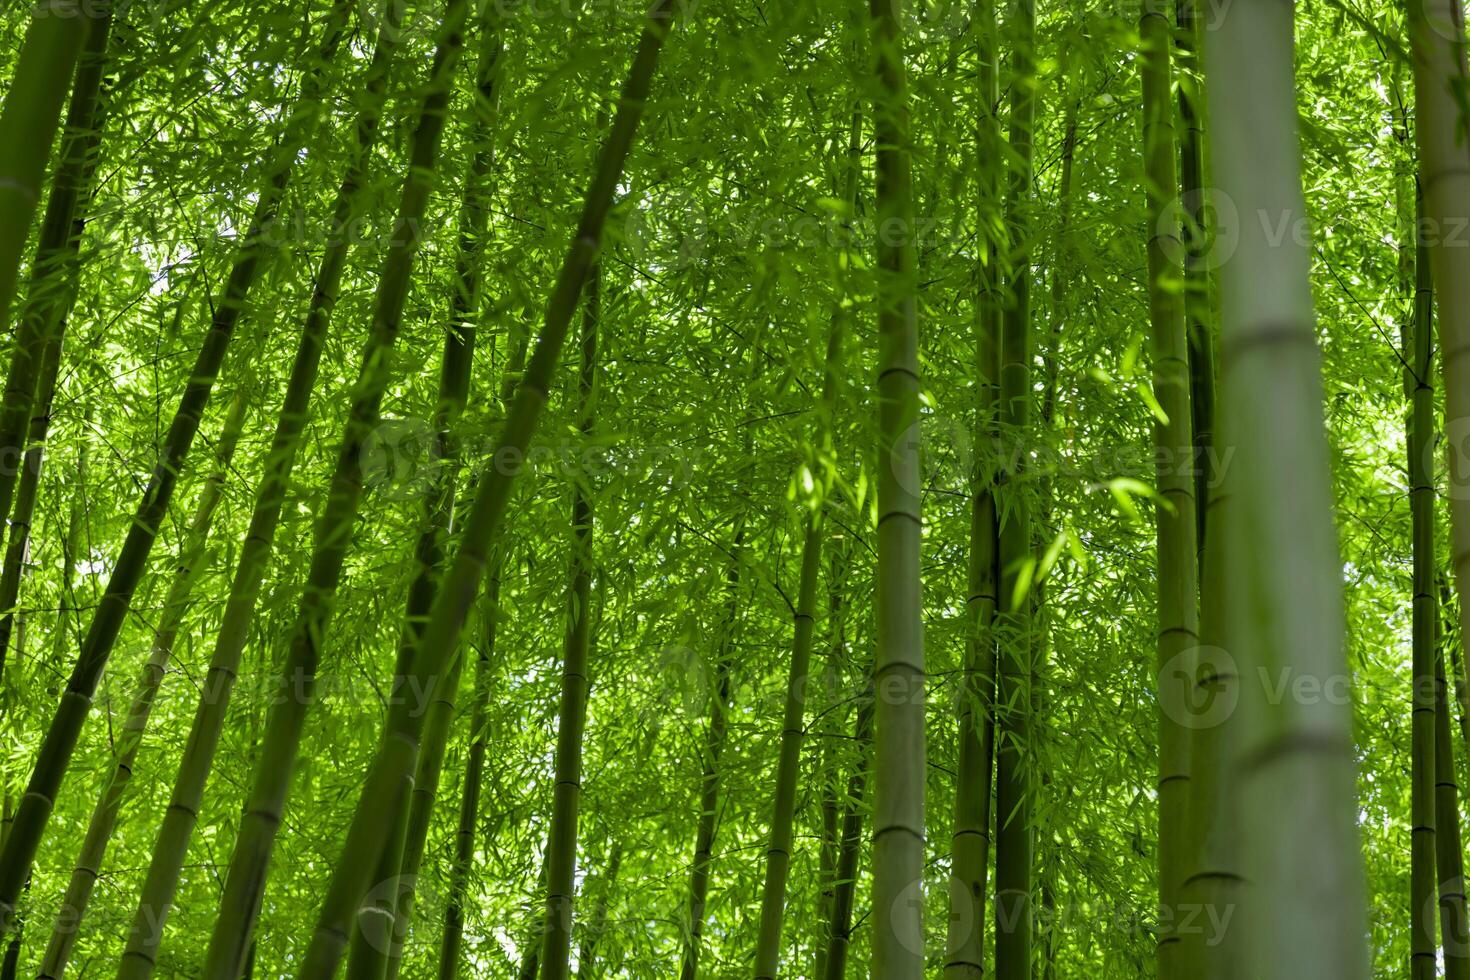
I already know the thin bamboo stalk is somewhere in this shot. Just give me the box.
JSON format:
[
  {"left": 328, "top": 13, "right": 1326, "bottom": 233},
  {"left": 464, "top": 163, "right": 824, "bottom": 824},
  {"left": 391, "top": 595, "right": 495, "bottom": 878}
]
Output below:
[
  {"left": 112, "top": 7, "right": 406, "bottom": 976},
  {"left": 38, "top": 388, "right": 249, "bottom": 980},
  {"left": 751, "top": 105, "right": 858, "bottom": 980},
  {"left": 1140, "top": 3, "right": 1200, "bottom": 975},
  {"left": 197, "top": 5, "right": 471, "bottom": 975},
  {"left": 994, "top": 1, "right": 1035, "bottom": 976},
  {"left": 537, "top": 263, "right": 601, "bottom": 980},
  {"left": 0, "top": 1, "right": 352, "bottom": 926},
  {"left": 945, "top": 3, "right": 1002, "bottom": 975},
  {"left": 821, "top": 684, "right": 873, "bottom": 980},
  {"left": 287, "top": 5, "right": 677, "bottom": 975},
  {"left": 1410, "top": 183, "right": 1441, "bottom": 980}
]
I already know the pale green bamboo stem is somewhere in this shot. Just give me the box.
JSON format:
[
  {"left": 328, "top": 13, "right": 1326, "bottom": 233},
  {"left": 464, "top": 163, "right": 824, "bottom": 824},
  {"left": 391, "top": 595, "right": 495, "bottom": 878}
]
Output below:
[{"left": 1205, "top": 2, "right": 1370, "bottom": 976}]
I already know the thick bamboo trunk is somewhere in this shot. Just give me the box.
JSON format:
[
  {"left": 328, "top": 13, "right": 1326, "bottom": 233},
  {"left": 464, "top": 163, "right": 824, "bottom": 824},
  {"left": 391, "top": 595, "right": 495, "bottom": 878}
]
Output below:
[
  {"left": 197, "top": 6, "right": 471, "bottom": 976},
  {"left": 945, "top": 7, "right": 1001, "bottom": 977},
  {"left": 38, "top": 388, "right": 249, "bottom": 980},
  {"left": 287, "top": 6, "right": 676, "bottom": 975},
  {"left": 0, "top": 2, "right": 112, "bottom": 686},
  {"left": 0, "top": 0, "right": 94, "bottom": 396},
  {"left": 1204, "top": 2, "right": 1370, "bottom": 977},
  {"left": 868, "top": 0, "right": 924, "bottom": 969},
  {"left": 112, "top": 9, "right": 403, "bottom": 977},
  {"left": 0, "top": 2, "right": 352, "bottom": 927},
  {"left": 1140, "top": 4, "right": 1200, "bottom": 976},
  {"left": 994, "top": 2, "right": 1035, "bottom": 977},
  {"left": 1407, "top": 0, "right": 1470, "bottom": 682}
]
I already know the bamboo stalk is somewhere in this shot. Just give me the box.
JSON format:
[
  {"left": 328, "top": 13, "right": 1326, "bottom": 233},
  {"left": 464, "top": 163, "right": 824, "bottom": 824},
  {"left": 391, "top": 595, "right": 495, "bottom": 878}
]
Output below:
[
  {"left": 1410, "top": 180, "right": 1440, "bottom": 980},
  {"left": 1407, "top": 0, "right": 1470, "bottom": 689},
  {"left": 0, "top": 0, "right": 112, "bottom": 686},
  {"left": 537, "top": 262, "right": 602, "bottom": 980},
  {"left": 0, "top": 0, "right": 94, "bottom": 383},
  {"left": 868, "top": 0, "right": 925, "bottom": 967},
  {"left": 994, "top": 1, "right": 1035, "bottom": 976},
  {"left": 112, "top": 6, "right": 407, "bottom": 977},
  {"left": 287, "top": 5, "right": 677, "bottom": 975},
  {"left": 821, "top": 683, "right": 873, "bottom": 980},
  {"left": 0, "top": 1, "right": 353, "bottom": 927},
  {"left": 945, "top": 3, "right": 1002, "bottom": 976},
  {"left": 1140, "top": 3, "right": 1200, "bottom": 975},
  {"left": 196, "top": 4, "right": 472, "bottom": 975},
  {"left": 1205, "top": 2, "right": 1370, "bottom": 976},
  {"left": 38, "top": 387, "right": 249, "bottom": 980},
  {"left": 751, "top": 104, "right": 858, "bottom": 980}
]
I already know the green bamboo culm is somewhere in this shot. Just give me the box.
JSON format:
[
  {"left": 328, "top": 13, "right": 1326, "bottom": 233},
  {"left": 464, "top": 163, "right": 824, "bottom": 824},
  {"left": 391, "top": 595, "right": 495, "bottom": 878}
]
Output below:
[
  {"left": 1407, "top": 0, "right": 1470, "bottom": 677},
  {"left": 945, "top": 1, "right": 1001, "bottom": 975},
  {"left": 370, "top": 15, "right": 508, "bottom": 976},
  {"left": 286, "top": 4, "right": 678, "bottom": 976},
  {"left": 195, "top": 4, "right": 471, "bottom": 976},
  {"left": 750, "top": 104, "right": 858, "bottom": 980},
  {"left": 1436, "top": 634, "right": 1470, "bottom": 977},
  {"left": 822, "top": 682, "right": 873, "bottom": 980},
  {"left": 0, "top": 0, "right": 112, "bottom": 687},
  {"left": 1139, "top": 2, "right": 1199, "bottom": 975},
  {"left": 112, "top": 7, "right": 408, "bottom": 977},
  {"left": 38, "top": 387, "right": 249, "bottom": 980},
  {"left": 994, "top": 0, "right": 1035, "bottom": 975},
  {"left": 868, "top": 0, "right": 924, "bottom": 970},
  {"left": 536, "top": 261, "right": 601, "bottom": 980},
  {"left": 0, "top": 0, "right": 354, "bottom": 928},
  {"left": 1204, "top": 1, "right": 1370, "bottom": 977},
  {"left": 0, "top": 0, "right": 92, "bottom": 390},
  {"left": 1410, "top": 182, "right": 1441, "bottom": 980}
]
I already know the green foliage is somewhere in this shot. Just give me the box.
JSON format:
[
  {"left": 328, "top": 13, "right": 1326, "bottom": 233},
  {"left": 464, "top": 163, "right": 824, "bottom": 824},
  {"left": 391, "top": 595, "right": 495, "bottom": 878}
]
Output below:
[{"left": 0, "top": 0, "right": 1456, "bottom": 977}]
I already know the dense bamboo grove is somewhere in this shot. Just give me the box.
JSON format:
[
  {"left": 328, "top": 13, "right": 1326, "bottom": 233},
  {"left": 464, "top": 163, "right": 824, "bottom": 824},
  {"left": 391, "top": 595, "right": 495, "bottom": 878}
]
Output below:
[{"left": 3, "top": 0, "right": 1470, "bottom": 976}]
